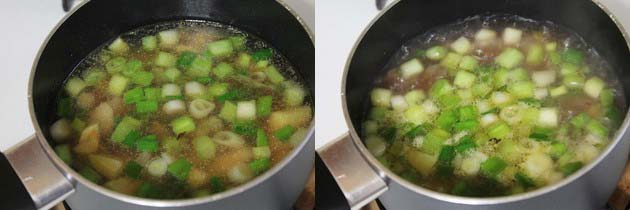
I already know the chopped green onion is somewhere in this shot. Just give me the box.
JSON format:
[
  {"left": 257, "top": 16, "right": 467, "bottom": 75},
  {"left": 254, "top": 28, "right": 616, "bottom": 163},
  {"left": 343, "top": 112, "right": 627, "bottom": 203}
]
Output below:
[
  {"left": 57, "top": 98, "right": 73, "bottom": 117},
  {"left": 136, "top": 135, "right": 158, "bottom": 152},
  {"left": 253, "top": 146, "right": 271, "bottom": 159},
  {"left": 65, "top": 77, "right": 87, "bottom": 97},
  {"left": 404, "top": 124, "right": 430, "bottom": 138},
  {"left": 135, "top": 100, "right": 158, "bottom": 113},
  {"left": 141, "top": 36, "right": 157, "bottom": 51},
  {"left": 454, "top": 136, "right": 476, "bottom": 153},
  {"left": 440, "top": 52, "right": 462, "bottom": 70},
  {"left": 210, "top": 176, "right": 225, "bottom": 193},
  {"left": 480, "top": 157, "right": 507, "bottom": 177},
  {"left": 529, "top": 127, "right": 554, "bottom": 141},
  {"left": 274, "top": 125, "right": 296, "bottom": 141},
  {"left": 219, "top": 101, "right": 237, "bottom": 122},
  {"left": 188, "top": 56, "right": 212, "bottom": 77},
  {"left": 422, "top": 128, "right": 450, "bottom": 155},
  {"left": 111, "top": 117, "right": 141, "bottom": 142},
  {"left": 570, "top": 113, "right": 591, "bottom": 128},
  {"left": 562, "top": 48, "right": 584, "bottom": 65},
  {"left": 487, "top": 122, "right": 511, "bottom": 139},
  {"left": 378, "top": 126, "right": 396, "bottom": 142},
  {"left": 208, "top": 83, "right": 229, "bottom": 98},
  {"left": 144, "top": 88, "right": 160, "bottom": 101},
  {"left": 122, "top": 130, "right": 141, "bottom": 148},
  {"left": 458, "top": 105, "right": 478, "bottom": 121},
  {"left": 495, "top": 48, "right": 524, "bottom": 69},
  {"left": 170, "top": 116, "right": 196, "bottom": 135},
  {"left": 515, "top": 171, "right": 535, "bottom": 188},
  {"left": 249, "top": 158, "right": 271, "bottom": 175},
  {"left": 136, "top": 182, "right": 162, "bottom": 199},
  {"left": 429, "top": 79, "right": 454, "bottom": 97},
  {"left": 79, "top": 167, "right": 103, "bottom": 184},
  {"left": 264, "top": 66, "right": 285, "bottom": 84},
  {"left": 426, "top": 46, "right": 447, "bottom": 60},
  {"left": 167, "top": 159, "right": 192, "bottom": 181},
  {"left": 130, "top": 71, "right": 154, "bottom": 87},
  {"left": 163, "top": 68, "right": 181, "bottom": 82},
  {"left": 194, "top": 136, "right": 217, "bottom": 160},
  {"left": 196, "top": 76, "right": 213, "bottom": 84},
  {"left": 453, "top": 70, "right": 476, "bottom": 88},
  {"left": 124, "top": 161, "right": 143, "bottom": 179},
  {"left": 458, "top": 56, "right": 479, "bottom": 71},
  {"left": 123, "top": 87, "right": 144, "bottom": 104},
  {"left": 155, "top": 52, "right": 177, "bottom": 67},
  {"left": 106, "top": 57, "right": 126, "bottom": 73},
  {"left": 437, "top": 93, "right": 461, "bottom": 109},
  {"left": 560, "top": 162, "right": 583, "bottom": 176},
  {"left": 108, "top": 74, "right": 129, "bottom": 96},
  {"left": 233, "top": 121, "right": 257, "bottom": 137},
  {"left": 236, "top": 53, "right": 252, "bottom": 68},
  {"left": 207, "top": 39, "right": 234, "bottom": 57},
  {"left": 229, "top": 36, "right": 246, "bottom": 50},
  {"left": 586, "top": 119, "right": 608, "bottom": 138},
  {"left": 252, "top": 48, "right": 273, "bottom": 61},
  {"left": 436, "top": 109, "right": 458, "bottom": 130},
  {"left": 213, "top": 62, "right": 234, "bottom": 79},
  {"left": 122, "top": 59, "right": 143, "bottom": 77},
  {"left": 453, "top": 120, "right": 480, "bottom": 132},
  {"left": 526, "top": 43, "right": 545, "bottom": 66},
  {"left": 256, "top": 128, "right": 269, "bottom": 147},
  {"left": 177, "top": 51, "right": 197, "bottom": 69},
  {"left": 82, "top": 69, "right": 107, "bottom": 86},
  {"left": 549, "top": 142, "right": 567, "bottom": 159},
  {"left": 256, "top": 96, "right": 273, "bottom": 117},
  {"left": 54, "top": 144, "right": 72, "bottom": 165}
]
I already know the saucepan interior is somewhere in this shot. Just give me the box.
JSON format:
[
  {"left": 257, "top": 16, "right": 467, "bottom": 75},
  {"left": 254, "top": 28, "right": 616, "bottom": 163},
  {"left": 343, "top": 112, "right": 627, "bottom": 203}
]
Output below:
[
  {"left": 343, "top": 0, "right": 630, "bottom": 204},
  {"left": 29, "top": 0, "right": 313, "bottom": 205}
]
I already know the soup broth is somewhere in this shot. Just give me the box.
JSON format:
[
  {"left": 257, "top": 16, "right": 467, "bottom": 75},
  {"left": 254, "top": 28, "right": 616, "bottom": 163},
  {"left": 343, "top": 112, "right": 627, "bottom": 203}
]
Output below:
[
  {"left": 363, "top": 15, "right": 624, "bottom": 197},
  {"left": 50, "top": 21, "right": 312, "bottom": 199}
]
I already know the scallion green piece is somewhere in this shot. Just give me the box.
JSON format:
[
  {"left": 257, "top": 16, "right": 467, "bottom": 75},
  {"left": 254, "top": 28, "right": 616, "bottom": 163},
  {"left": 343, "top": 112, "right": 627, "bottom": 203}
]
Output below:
[
  {"left": 136, "top": 100, "right": 158, "bottom": 113},
  {"left": 210, "top": 176, "right": 225, "bottom": 193},
  {"left": 249, "top": 158, "right": 271, "bottom": 175},
  {"left": 122, "top": 130, "right": 141, "bottom": 148},
  {"left": 213, "top": 62, "right": 234, "bottom": 79},
  {"left": 171, "top": 116, "right": 196, "bottom": 135},
  {"left": 123, "top": 87, "right": 144, "bottom": 104},
  {"left": 144, "top": 88, "right": 160, "bottom": 101},
  {"left": 233, "top": 121, "right": 257, "bottom": 137},
  {"left": 256, "top": 96, "right": 273, "bottom": 117},
  {"left": 560, "top": 162, "right": 583, "bottom": 176},
  {"left": 177, "top": 51, "right": 197, "bottom": 69},
  {"left": 136, "top": 135, "right": 158, "bottom": 152},
  {"left": 515, "top": 171, "right": 535, "bottom": 188},
  {"left": 436, "top": 109, "right": 458, "bottom": 130},
  {"left": 54, "top": 144, "right": 72, "bottom": 165},
  {"left": 124, "top": 161, "right": 143, "bottom": 179},
  {"left": 480, "top": 157, "right": 507, "bottom": 177},
  {"left": 111, "top": 117, "right": 141, "bottom": 142},
  {"left": 252, "top": 48, "right": 273, "bottom": 61},
  {"left": 256, "top": 128, "right": 269, "bottom": 147},
  {"left": 274, "top": 125, "right": 296, "bottom": 141},
  {"left": 80, "top": 167, "right": 103, "bottom": 184},
  {"left": 454, "top": 135, "right": 476, "bottom": 153},
  {"left": 167, "top": 159, "right": 192, "bottom": 181}
]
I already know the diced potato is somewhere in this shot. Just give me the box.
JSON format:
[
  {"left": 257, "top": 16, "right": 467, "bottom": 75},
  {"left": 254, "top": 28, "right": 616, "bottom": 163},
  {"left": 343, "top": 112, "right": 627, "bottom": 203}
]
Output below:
[
  {"left": 268, "top": 106, "right": 312, "bottom": 131},
  {"left": 89, "top": 154, "right": 123, "bottom": 179},
  {"left": 89, "top": 103, "right": 114, "bottom": 135},
  {"left": 104, "top": 177, "right": 142, "bottom": 195},
  {"left": 187, "top": 167, "right": 208, "bottom": 188},
  {"left": 521, "top": 153, "right": 553, "bottom": 179},
  {"left": 74, "top": 124, "right": 100, "bottom": 154},
  {"left": 405, "top": 150, "right": 437, "bottom": 176}
]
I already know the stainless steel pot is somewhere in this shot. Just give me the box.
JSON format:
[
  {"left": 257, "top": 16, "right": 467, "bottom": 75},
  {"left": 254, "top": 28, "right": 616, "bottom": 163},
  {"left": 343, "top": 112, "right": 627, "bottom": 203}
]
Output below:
[
  {"left": 318, "top": 0, "right": 630, "bottom": 209},
  {"left": 0, "top": 0, "right": 314, "bottom": 210}
]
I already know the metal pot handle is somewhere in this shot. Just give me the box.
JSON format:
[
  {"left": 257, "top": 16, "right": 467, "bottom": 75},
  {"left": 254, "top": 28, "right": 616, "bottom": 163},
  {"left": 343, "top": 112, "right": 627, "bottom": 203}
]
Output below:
[
  {"left": 1, "top": 135, "right": 74, "bottom": 210},
  {"left": 318, "top": 133, "right": 388, "bottom": 210}
]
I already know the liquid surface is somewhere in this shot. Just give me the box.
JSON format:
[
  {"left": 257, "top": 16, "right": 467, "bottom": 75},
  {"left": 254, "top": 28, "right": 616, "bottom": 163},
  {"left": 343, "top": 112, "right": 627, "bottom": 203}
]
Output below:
[
  {"left": 51, "top": 21, "right": 312, "bottom": 199},
  {"left": 363, "top": 15, "right": 624, "bottom": 197}
]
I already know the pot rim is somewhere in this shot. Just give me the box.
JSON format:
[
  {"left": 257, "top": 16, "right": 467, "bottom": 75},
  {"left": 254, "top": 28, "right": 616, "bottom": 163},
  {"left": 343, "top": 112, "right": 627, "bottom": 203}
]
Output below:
[
  {"left": 27, "top": 0, "right": 314, "bottom": 207},
  {"left": 341, "top": 0, "right": 630, "bottom": 205}
]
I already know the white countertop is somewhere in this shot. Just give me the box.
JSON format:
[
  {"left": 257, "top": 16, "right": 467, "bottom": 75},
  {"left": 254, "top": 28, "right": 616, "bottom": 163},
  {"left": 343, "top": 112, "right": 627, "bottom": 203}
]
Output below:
[
  {"left": 314, "top": 0, "right": 630, "bottom": 149},
  {"left": 0, "top": 0, "right": 313, "bottom": 151}
]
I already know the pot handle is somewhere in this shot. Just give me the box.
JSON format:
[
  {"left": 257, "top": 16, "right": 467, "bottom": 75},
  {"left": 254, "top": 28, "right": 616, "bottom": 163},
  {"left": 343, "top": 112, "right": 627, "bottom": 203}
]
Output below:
[
  {"left": 318, "top": 133, "right": 388, "bottom": 210},
  {"left": 1, "top": 135, "right": 75, "bottom": 210}
]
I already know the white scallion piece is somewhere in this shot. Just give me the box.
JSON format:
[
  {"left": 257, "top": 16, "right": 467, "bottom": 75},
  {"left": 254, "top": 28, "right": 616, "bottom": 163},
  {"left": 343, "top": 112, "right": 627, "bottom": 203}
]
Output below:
[
  {"left": 537, "top": 107, "right": 558, "bottom": 127},
  {"left": 212, "top": 131, "right": 245, "bottom": 148},
  {"left": 503, "top": 27, "right": 523, "bottom": 45},
  {"left": 236, "top": 100, "right": 256, "bottom": 121},
  {"left": 584, "top": 77, "right": 605, "bottom": 99},
  {"left": 163, "top": 100, "right": 186, "bottom": 115},
  {"left": 450, "top": 36, "right": 472, "bottom": 54},
  {"left": 185, "top": 81, "right": 206, "bottom": 98},
  {"left": 158, "top": 30, "right": 180, "bottom": 48},
  {"left": 162, "top": 83, "right": 181, "bottom": 98},
  {"left": 51, "top": 119, "right": 72, "bottom": 142},
  {"left": 400, "top": 59, "right": 424, "bottom": 79},
  {"left": 189, "top": 99, "right": 215, "bottom": 119},
  {"left": 390, "top": 95, "right": 409, "bottom": 111},
  {"left": 532, "top": 70, "right": 556, "bottom": 87}
]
